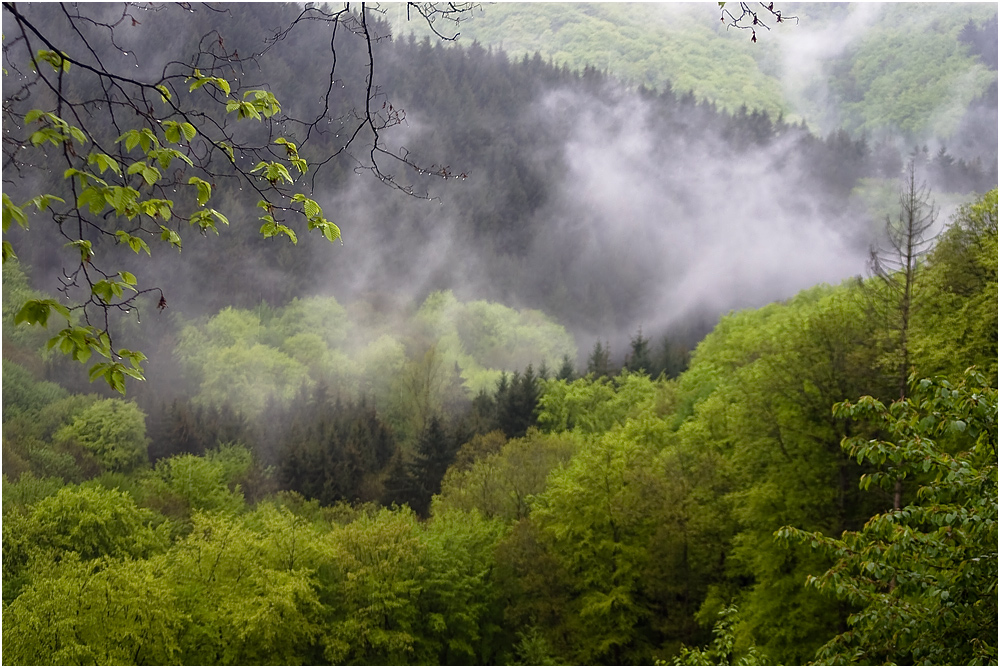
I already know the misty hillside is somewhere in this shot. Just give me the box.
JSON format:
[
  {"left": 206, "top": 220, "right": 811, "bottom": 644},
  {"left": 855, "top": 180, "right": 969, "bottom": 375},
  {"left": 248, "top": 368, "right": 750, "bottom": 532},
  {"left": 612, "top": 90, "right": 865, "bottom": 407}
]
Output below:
[
  {"left": 6, "top": 2, "right": 996, "bottom": 359},
  {"left": 394, "top": 2, "right": 997, "bottom": 141},
  {"left": 2, "top": 3, "right": 997, "bottom": 665}
]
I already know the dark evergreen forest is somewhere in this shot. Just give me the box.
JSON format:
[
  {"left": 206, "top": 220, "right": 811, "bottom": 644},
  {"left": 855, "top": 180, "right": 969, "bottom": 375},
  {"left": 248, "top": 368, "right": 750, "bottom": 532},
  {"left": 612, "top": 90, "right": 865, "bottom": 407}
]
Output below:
[{"left": 2, "top": 3, "right": 997, "bottom": 665}]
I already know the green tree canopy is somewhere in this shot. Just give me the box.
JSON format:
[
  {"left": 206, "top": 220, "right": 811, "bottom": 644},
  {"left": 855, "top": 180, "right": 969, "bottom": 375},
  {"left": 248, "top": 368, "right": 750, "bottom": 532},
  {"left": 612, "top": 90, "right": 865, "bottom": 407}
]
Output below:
[
  {"left": 778, "top": 369, "right": 998, "bottom": 665},
  {"left": 54, "top": 398, "right": 149, "bottom": 473}
]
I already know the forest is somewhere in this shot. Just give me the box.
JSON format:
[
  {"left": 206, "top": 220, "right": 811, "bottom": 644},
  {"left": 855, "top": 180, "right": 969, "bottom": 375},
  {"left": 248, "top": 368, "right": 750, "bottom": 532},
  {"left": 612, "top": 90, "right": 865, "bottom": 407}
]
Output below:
[{"left": 2, "top": 2, "right": 998, "bottom": 666}]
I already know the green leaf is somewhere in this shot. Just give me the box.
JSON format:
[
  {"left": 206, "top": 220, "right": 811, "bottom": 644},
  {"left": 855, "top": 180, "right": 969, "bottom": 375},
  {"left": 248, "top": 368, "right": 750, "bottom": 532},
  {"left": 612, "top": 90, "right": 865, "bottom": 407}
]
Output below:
[
  {"left": 48, "top": 325, "right": 103, "bottom": 364},
  {"left": 159, "top": 225, "right": 182, "bottom": 250},
  {"left": 163, "top": 121, "right": 182, "bottom": 144},
  {"left": 139, "top": 199, "right": 173, "bottom": 220},
  {"left": 66, "top": 239, "right": 94, "bottom": 263},
  {"left": 35, "top": 49, "right": 70, "bottom": 72},
  {"left": 307, "top": 216, "right": 342, "bottom": 244},
  {"left": 26, "top": 194, "right": 66, "bottom": 212},
  {"left": 292, "top": 193, "right": 322, "bottom": 218},
  {"left": 2, "top": 192, "right": 28, "bottom": 231},
  {"left": 155, "top": 84, "right": 172, "bottom": 103},
  {"left": 87, "top": 152, "right": 122, "bottom": 175},
  {"left": 92, "top": 279, "right": 121, "bottom": 303},
  {"left": 148, "top": 147, "right": 192, "bottom": 170},
  {"left": 87, "top": 361, "right": 141, "bottom": 394},
  {"left": 2, "top": 240, "right": 15, "bottom": 263},
  {"left": 257, "top": 162, "right": 292, "bottom": 184},
  {"left": 14, "top": 299, "right": 70, "bottom": 327},
  {"left": 117, "top": 128, "right": 158, "bottom": 153},
  {"left": 188, "top": 176, "right": 213, "bottom": 206},
  {"left": 114, "top": 230, "right": 152, "bottom": 256},
  {"left": 68, "top": 126, "right": 87, "bottom": 145},
  {"left": 105, "top": 186, "right": 140, "bottom": 218},
  {"left": 77, "top": 186, "right": 108, "bottom": 214},
  {"left": 209, "top": 209, "right": 229, "bottom": 226},
  {"left": 29, "top": 126, "right": 62, "bottom": 147},
  {"left": 141, "top": 165, "right": 160, "bottom": 187},
  {"left": 189, "top": 209, "right": 219, "bottom": 235},
  {"left": 187, "top": 71, "right": 230, "bottom": 96}
]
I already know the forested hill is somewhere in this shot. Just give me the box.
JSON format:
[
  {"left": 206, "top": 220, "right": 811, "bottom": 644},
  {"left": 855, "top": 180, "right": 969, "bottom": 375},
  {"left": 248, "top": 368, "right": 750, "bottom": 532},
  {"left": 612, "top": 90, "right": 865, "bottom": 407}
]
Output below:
[
  {"left": 393, "top": 3, "right": 998, "bottom": 142},
  {"left": 2, "top": 3, "right": 998, "bottom": 666},
  {"left": 6, "top": 3, "right": 996, "bottom": 361}
]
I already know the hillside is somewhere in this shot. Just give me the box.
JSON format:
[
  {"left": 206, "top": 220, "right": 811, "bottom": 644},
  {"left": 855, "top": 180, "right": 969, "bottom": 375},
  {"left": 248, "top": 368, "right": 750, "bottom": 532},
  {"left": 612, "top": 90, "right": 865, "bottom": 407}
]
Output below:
[
  {"left": 391, "top": 2, "right": 997, "bottom": 141},
  {"left": 2, "top": 3, "right": 997, "bottom": 665}
]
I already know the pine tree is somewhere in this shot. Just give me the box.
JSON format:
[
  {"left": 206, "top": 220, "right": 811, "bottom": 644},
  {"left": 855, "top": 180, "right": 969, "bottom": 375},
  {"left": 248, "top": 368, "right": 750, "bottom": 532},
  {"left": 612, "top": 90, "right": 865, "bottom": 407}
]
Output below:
[
  {"left": 587, "top": 340, "right": 611, "bottom": 378},
  {"left": 497, "top": 367, "right": 540, "bottom": 439},
  {"left": 406, "top": 415, "right": 456, "bottom": 516},
  {"left": 556, "top": 354, "right": 576, "bottom": 381},
  {"left": 625, "top": 327, "right": 652, "bottom": 375}
]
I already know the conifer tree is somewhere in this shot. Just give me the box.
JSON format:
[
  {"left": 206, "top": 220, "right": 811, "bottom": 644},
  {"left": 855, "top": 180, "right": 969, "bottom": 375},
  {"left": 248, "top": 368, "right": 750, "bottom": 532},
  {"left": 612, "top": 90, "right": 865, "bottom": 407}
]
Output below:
[
  {"left": 556, "top": 354, "right": 577, "bottom": 381},
  {"left": 626, "top": 327, "right": 653, "bottom": 375},
  {"left": 406, "top": 415, "right": 457, "bottom": 516},
  {"left": 587, "top": 341, "right": 611, "bottom": 378}
]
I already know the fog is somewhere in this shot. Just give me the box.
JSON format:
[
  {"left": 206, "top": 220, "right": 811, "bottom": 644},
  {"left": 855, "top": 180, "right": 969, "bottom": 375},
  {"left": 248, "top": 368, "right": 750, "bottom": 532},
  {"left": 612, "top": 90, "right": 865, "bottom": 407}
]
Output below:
[
  {"left": 309, "top": 79, "right": 873, "bottom": 359},
  {"left": 5, "top": 2, "right": 993, "bottom": 371}
]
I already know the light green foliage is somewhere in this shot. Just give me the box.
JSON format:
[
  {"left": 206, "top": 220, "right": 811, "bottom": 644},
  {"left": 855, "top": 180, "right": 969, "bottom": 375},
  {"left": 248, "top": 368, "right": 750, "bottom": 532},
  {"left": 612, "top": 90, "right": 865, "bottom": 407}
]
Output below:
[
  {"left": 151, "top": 444, "right": 251, "bottom": 516},
  {"left": 177, "top": 303, "right": 332, "bottom": 411},
  {"left": 321, "top": 507, "right": 428, "bottom": 664},
  {"left": 912, "top": 188, "right": 998, "bottom": 381},
  {"left": 7, "top": 485, "right": 166, "bottom": 562},
  {"left": 670, "top": 605, "right": 768, "bottom": 666},
  {"left": 531, "top": 430, "right": 665, "bottom": 663},
  {"left": 384, "top": 344, "right": 463, "bottom": 442},
  {"left": 2, "top": 554, "right": 185, "bottom": 666},
  {"left": 358, "top": 333, "right": 407, "bottom": 402},
  {"left": 829, "top": 4, "right": 996, "bottom": 139},
  {"left": 270, "top": 295, "right": 349, "bottom": 348},
  {"left": 1, "top": 472, "right": 65, "bottom": 511},
  {"left": 199, "top": 342, "right": 312, "bottom": 414},
  {"left": 670, "top": 283, "right": 887, "bottom": 663},
  {"left": 54, "top": 398, "right": 149, "bottom": 473},
  {"left": 167, "top": 511, "right": 321, "bottom": 665},
  {"left": 435, "top": 429, "right": 580, "bottom": 521},
  {"left": 2, "top": 258, "right": 52, "bottom": 349},
  {"left": 204, "top": 305, "right": 262, "bottom": 348},
  {"left": 394, "top": 3, "right": 789, "bottom": 118},
  {"left": 174, "top": 292, "right": 575, "bottom": 420},
  {"left": 1, "top": 361, "right": 68, "bottom": 421},
  {"left": 2, "top": 484, "right": 168, "bottom": 605},
  {"left": 416, "top": 290, "right": 577, "bottom": 396},
  {"left": 778, "top": 369, "right": 998, "bottom": 665},
  {"left": 3, "top": 388, "right": 103, "bottom": 483},
  {"left": 537, "top": 371, "right": 668, "bottom": 435},
  {"left": 244, "top": 501, "right": 328, "bottom": 572},
  {"left": 418, "top": 509, "right": 509, "bottom": 664}
]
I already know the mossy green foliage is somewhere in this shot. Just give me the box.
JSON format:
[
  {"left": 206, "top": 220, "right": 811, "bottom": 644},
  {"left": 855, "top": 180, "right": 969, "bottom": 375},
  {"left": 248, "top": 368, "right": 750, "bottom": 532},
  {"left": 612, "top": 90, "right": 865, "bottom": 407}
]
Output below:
[
  {"left": 393, "top": 3, "right": 995, "bottom": 142},
  {"left": 174, "top": 290, "right": 575, "bottom": 414},
  {"left": 2, "top": 190, "right": 996, "bottom": 665}
]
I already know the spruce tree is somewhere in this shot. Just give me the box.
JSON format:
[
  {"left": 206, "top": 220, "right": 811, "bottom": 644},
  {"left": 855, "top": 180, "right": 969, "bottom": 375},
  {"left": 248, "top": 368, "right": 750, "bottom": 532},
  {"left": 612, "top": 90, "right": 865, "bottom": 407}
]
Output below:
[
  {"left": 556, "top": 354, "right": 577, "bottom": 381},
  {"left": 587, "top": 341, "right": 611, "bottom": 378},
  {"left": 407, "top": 415, "right": 457, "bottom": 516},
  {"left": 626, "top": 327, "right": 653, "bottom": 375}
]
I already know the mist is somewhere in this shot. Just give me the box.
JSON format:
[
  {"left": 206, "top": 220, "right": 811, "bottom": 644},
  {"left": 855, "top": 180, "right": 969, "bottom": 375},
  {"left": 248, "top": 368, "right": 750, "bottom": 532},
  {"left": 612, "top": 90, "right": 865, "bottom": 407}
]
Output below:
[
  {"left": 306, "top": 79, "right": 874, "bottom": 362},
  {"left": 5, "top": 2, "right": 993, "bottom": 375}
]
